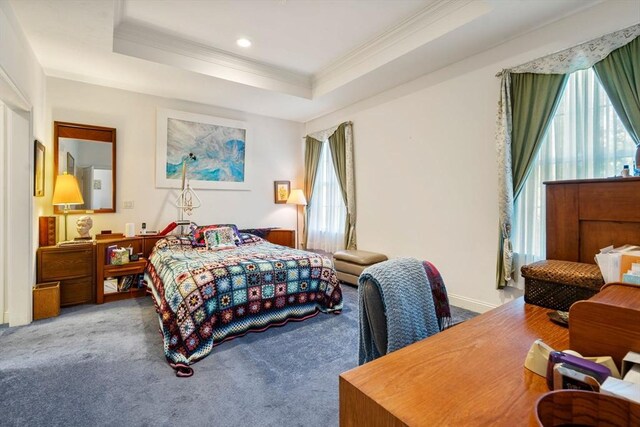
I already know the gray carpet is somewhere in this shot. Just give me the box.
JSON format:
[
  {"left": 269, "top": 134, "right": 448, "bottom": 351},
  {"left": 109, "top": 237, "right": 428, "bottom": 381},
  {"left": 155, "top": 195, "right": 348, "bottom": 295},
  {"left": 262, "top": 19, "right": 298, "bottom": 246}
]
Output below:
[{"left": 0, "top": 285, "right": 477, "bottom": 427}]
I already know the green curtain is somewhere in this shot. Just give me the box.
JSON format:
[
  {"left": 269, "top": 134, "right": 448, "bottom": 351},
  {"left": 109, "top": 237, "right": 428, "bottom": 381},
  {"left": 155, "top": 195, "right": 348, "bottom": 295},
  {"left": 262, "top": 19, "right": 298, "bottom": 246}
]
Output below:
[
  {"left": 496, "top": 72, "right": 568, "bottom": 288},
  {"left": 303, "top": 136, "right": 323, "bottom": 249},
  {"left": 510, "top": 73, "right": 569, "bottom": 199},
  {"left": 327, "top": 123, "right": 354, "bottom": 249},
  {"left": 593, "top": 36, "right": 640, "bottom": 146}
]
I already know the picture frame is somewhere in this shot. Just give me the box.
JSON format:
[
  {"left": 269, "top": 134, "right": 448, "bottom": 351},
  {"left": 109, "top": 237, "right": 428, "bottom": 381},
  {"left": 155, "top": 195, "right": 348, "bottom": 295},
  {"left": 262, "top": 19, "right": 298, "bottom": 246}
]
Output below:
[
  {"left": 66, "top": 152, "right": 75, "bottom": 175},
  {"left": 274, "top": 180, "right": 290, "bottom": 204},
  {"left": 156, "top": 108, "right": 250, "bottom": 190},
  {"left": 34, "top": 140, "right": 45, "bottom": 197}
]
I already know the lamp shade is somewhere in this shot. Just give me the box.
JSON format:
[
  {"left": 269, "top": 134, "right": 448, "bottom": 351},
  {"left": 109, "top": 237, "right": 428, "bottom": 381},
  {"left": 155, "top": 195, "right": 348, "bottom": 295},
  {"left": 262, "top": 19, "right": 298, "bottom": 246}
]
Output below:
[
  {"left": 52, "top": 174, "right": 84, "bottom": 206},
  {"left": 286, "top": 189, "right": 307, "bottom": 206}
]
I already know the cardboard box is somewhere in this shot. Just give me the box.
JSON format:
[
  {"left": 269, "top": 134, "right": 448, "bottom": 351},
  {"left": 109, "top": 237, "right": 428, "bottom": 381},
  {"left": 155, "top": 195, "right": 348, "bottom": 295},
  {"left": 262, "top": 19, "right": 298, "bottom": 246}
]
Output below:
[
  {"left": 620, "top": 254, "right": 640, "bottom": 281},
  {"left": 33, "top": 282, "right": 60, "bottom": 320},
  {"left": 601, "top": 351, "right": 640, "bottom": 404}
]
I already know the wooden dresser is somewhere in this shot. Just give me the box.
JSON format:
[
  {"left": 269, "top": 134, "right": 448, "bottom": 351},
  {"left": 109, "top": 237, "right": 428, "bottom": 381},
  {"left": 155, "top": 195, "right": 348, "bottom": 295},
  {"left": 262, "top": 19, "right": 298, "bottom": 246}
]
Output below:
[
  {"left": 36, "top": 244, "right": 95, "bottom": 306},
  {"left": 545, "top": 177, "right": 640, "bottom": 263}
]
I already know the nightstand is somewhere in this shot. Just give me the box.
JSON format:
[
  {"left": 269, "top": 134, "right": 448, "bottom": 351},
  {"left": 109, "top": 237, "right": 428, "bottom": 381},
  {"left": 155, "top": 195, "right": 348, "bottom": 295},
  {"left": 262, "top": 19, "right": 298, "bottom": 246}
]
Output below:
[
  {"left": 265, "top": 229, "right": 295, "bottom": 248},
  {"left": 36, "top": 244, "right": 95, "bottom": 306},
  {"left": 95, "top": 235, "right": 163, "bottom": 303}
]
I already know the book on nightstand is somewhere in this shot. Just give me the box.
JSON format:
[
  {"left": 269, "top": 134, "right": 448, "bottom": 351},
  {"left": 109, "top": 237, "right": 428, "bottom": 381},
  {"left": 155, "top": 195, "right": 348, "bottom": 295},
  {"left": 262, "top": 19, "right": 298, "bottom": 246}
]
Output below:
[
  {"left": 38, "top": 216, "right": 57, "bottom": 247},
  {"left": 105, "top": 245, "right": 117, "bottom": 265}
]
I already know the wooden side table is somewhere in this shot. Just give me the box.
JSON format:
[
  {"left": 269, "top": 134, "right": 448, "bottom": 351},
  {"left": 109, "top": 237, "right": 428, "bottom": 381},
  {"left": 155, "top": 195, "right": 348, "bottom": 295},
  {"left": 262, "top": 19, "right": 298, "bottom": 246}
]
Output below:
[
  {"left": 96, "top": 237, "right": 145, "bottom": 304},
  {"left": 265, "top": 229, "right": 295, "bottom": 248}
]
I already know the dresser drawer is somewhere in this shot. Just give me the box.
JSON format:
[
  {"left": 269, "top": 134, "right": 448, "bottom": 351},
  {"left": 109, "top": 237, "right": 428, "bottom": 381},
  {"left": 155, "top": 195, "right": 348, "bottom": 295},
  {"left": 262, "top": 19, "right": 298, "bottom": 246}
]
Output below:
[
  {"left": 39, "top": 247, "right": 93, "bottom": 280},
  {"left": 60, "top": 277, "right": 94, "bottom": 306}
]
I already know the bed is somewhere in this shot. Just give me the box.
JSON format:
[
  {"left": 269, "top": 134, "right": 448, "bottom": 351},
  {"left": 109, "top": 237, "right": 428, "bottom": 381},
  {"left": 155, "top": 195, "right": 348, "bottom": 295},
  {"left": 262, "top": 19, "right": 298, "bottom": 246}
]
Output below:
[{"left": 144, "top": 229, "right": 343, "bottom": 376}]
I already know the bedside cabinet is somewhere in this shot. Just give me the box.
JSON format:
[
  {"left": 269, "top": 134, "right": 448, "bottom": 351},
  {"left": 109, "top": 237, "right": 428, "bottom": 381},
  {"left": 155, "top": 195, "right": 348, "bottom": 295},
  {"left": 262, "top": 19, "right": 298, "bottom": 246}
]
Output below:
[
  {"left": 95, "top": 236, "right": 162, "bottom": 304},
  {"left": 37, "top": 244, "right": 96, "bottom": 306},
  {"left": 265, "top": 229, "right": 295, "bottom": 248}
]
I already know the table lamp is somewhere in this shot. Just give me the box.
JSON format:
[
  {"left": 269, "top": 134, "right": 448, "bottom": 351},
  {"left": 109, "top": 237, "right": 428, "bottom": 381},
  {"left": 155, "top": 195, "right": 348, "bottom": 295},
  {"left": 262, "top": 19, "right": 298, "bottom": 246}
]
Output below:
[
  {"left": 286, "top": 189, "right": 307, "bottom": 249},
  {"left": 52, "top": 173, "right": 84, "bottom": 241}
]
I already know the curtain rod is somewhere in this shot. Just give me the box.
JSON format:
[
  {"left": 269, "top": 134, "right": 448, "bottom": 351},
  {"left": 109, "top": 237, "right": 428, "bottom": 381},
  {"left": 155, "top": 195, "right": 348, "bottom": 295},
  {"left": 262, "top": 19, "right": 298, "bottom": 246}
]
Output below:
[{"left": 302, "top": 121, "right": 352, "bottom": 139}]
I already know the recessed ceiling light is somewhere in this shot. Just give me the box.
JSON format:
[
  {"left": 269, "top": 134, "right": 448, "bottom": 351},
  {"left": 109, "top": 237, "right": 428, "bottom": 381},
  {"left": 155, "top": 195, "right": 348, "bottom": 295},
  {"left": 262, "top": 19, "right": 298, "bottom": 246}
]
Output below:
[{"left": 236, "top": 38, "right": 252, "bottom": 48}]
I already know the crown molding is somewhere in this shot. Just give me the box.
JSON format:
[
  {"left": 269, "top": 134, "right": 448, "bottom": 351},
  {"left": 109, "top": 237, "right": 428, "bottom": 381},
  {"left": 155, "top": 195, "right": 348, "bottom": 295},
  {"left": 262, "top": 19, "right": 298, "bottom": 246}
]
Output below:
[
  {"left": 312, "top": 0, "right": 491, "bottom": 97},
  {"left": 111, "top": 0, "right": 490, "bottom": 100},
  {"left": 113, "top": 20, "right": 312, "bottom": 98}
]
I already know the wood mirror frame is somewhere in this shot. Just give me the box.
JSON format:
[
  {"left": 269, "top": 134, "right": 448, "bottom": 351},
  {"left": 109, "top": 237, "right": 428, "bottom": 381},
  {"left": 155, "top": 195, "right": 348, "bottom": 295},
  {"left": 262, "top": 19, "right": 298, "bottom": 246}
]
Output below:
[{"left": 53, "top": 121, "right": 116, "bottom": 214}]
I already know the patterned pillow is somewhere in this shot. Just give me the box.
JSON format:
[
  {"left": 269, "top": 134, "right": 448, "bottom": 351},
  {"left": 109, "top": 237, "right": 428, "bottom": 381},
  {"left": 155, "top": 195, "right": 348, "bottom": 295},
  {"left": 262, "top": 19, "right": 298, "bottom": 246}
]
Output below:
[
  {"left": 240, "top": 233, "right": 265, "bottom": 244},
  {"left": 190, "top": 223, "right": 241, "bottom": 246},
  {"left": 204, "top": 227, "right": 237, "bottom": 251},
  {"left": 155, "top": 235, "right": 194, "bottom": 250}
]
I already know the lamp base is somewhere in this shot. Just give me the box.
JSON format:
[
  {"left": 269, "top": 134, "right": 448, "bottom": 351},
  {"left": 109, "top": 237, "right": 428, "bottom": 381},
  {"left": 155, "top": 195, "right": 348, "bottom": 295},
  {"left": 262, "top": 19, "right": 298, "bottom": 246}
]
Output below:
[{"left": 62, "top": 209, "right": 69, "bottom": 241}]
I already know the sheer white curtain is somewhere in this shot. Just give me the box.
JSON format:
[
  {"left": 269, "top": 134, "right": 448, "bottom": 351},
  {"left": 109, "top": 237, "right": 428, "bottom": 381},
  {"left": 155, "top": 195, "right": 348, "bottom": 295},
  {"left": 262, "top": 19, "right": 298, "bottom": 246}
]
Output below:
[
  {"left": 307, "top": 141, "right": 347, "bottom": 253},
  {"left": 512, "top": 68, "right": 636, "bottom": 283}
]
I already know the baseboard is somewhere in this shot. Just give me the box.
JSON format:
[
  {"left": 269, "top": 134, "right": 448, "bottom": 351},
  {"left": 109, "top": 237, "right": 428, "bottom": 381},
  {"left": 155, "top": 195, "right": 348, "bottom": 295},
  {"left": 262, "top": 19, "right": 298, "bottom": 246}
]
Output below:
[
  {"left": 448, "top": 293, "right": 497, "bottom": 314},
  {"left": 2, "top": 310, "right": 8, "bottom": 324}
]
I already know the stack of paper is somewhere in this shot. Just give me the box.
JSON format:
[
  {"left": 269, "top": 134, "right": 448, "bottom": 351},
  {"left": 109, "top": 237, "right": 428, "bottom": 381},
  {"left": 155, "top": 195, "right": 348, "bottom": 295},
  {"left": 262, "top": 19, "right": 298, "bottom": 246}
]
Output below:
[
  {"left": 595, "top": 245, "right": 640, "bottom": 283},
  {"left": 104, "top": 278, "right": 117, "bottom": 293}
]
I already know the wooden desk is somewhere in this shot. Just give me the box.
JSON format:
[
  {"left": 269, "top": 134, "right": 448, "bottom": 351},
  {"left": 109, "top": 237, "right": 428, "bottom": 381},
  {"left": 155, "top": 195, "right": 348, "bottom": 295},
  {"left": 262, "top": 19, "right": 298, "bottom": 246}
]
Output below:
[{"left": 339, "top": 298, "right": 567, "bottom": 427}]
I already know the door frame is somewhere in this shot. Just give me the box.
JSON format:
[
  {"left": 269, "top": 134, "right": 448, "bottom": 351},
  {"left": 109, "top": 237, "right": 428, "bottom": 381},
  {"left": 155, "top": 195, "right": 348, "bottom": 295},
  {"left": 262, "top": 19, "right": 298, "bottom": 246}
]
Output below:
[{"left": 0, "top": 65, "right": 33, "bottom": 326}]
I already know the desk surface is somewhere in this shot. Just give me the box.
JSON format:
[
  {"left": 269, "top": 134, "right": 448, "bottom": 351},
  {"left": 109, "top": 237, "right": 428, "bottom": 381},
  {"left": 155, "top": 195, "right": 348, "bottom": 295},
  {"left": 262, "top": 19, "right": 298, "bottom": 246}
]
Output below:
[{"left": 339, "top": 298, "right": 568, "bottom": 427}]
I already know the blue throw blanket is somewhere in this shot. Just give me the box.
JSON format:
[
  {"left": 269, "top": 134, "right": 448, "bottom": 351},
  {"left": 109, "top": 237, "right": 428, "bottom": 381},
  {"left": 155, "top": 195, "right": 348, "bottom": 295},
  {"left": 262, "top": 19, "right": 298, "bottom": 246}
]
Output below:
[{"left": 358, "top": 258, "right": 440, "bottom": 364}]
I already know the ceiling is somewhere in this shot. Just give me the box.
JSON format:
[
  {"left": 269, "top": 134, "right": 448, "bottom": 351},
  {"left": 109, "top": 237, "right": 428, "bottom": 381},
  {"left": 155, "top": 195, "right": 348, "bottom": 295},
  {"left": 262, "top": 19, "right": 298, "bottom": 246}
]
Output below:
[{"left": 10, "top": 0, "right": 604, "bottom": 122}]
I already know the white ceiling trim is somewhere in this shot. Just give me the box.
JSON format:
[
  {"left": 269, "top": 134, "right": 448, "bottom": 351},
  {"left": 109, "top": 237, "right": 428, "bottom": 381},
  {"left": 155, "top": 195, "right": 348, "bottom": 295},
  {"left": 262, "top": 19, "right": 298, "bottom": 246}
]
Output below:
[
  {"left": 113, "top": 20, "right": 313, "bottom": 98},
  {"left": 312, "top": 0, "right": 492, "bottom": 97}
]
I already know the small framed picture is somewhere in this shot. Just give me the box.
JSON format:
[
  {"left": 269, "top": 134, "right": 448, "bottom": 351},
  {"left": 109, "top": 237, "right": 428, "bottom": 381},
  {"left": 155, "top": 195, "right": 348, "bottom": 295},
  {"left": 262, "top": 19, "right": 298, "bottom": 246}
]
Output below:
[
  {"left": 34, "top": 140, "right": 45, "bottom": 197},
  {"left": 274, "top": 180, "right": 290, "bottom": 204}
]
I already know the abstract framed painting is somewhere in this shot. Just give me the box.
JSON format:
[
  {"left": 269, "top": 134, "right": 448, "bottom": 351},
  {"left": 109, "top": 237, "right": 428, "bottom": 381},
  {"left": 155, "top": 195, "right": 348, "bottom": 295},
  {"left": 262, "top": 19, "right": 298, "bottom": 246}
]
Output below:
[
  {"left": 156, "top": 108, "right": 250, "bottom": 190},
  {"left": 34, "top": 140, "right": 45, "bottom": 197}
]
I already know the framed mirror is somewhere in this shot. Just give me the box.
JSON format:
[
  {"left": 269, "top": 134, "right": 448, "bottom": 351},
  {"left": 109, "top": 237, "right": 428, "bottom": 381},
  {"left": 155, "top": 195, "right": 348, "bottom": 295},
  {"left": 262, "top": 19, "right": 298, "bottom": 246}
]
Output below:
[{"left": 54, "top": 121, "right": 116, "bottom": 214}]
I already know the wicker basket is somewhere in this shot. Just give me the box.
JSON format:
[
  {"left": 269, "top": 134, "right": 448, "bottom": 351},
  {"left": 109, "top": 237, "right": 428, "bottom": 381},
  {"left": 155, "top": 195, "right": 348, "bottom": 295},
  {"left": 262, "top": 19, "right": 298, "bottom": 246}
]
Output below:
[{"left": 521, "top": 260, "right": 604, "bottom": 311}]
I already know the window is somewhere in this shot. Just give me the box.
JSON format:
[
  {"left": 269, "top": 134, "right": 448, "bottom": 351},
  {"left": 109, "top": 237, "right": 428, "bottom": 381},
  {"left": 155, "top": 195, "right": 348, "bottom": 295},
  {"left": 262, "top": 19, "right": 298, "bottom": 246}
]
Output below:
[
  {"left": 307, "top": 141, "right": 347, "bottom": 253},
  {"left": 512, "top": 68, "right": 636, "bottom": 269}
]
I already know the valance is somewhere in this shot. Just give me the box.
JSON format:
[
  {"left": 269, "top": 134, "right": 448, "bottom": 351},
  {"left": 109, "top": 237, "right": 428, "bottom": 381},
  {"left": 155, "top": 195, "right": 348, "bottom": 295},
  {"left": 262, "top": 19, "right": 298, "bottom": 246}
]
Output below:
[{"left": 498, "top": 24, "right": 639, "bottom": 75}]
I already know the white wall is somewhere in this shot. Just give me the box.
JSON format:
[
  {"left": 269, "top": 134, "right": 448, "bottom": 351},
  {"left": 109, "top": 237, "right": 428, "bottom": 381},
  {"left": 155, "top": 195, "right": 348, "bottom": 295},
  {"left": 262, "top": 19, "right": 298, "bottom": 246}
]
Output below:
[
  {"left": 0, "top": 0, "right": 46, "bottom": 325},
  {"left": 91, "top": 168, "right": 112, "bottom": 210},
  {"left": 46, "top": 77, "right": 304, "bottom": 239},
  {"left": 305, "top": 1, "right": 639, "bottom": 312}
]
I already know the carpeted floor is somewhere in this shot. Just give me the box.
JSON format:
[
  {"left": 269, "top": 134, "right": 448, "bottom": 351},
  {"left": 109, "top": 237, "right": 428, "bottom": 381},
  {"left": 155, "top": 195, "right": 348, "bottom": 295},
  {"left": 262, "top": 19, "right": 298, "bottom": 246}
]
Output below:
[{"left": 0, "top": 285, "right": 477, "bottom": 427}]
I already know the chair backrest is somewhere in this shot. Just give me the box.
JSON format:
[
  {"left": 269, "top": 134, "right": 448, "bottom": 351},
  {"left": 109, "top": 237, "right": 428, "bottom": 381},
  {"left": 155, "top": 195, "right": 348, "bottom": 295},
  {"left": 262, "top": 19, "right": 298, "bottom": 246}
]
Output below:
[{"left": 361, "top": 278, "right": 388, "bottom": 356}]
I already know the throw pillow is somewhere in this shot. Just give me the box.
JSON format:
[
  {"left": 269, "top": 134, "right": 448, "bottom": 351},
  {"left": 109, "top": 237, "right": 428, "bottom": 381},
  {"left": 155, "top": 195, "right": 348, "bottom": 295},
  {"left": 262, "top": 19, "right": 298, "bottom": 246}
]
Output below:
[
  {"left": 239, "top": 233, "right": 265, "bottom": 244},
  {"left": 190, "top": 223, "right": 241, "bottom": 246},
  {"left": 204, "top": 227, "right": 238, "bottom": 251}
]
